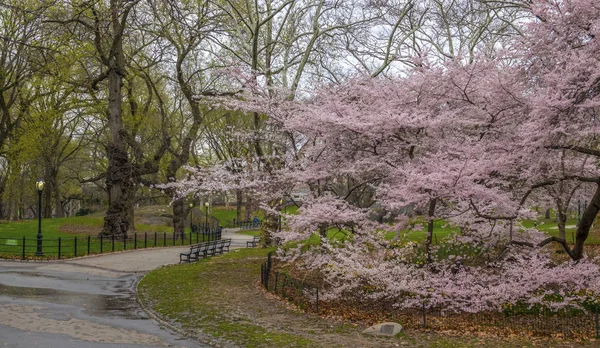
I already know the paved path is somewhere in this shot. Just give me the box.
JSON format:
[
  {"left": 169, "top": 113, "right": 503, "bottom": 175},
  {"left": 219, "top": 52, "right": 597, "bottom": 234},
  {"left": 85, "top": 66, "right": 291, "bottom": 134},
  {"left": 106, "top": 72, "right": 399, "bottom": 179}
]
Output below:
[
  {"left": 0, "top": 243, "right": 215, "bottom": 347},
  {"left": 0, "top": 229, "right": 256, "bottom": 347},
  {"left": 221, "top": 227, "right": 256, "bottom": 248}
]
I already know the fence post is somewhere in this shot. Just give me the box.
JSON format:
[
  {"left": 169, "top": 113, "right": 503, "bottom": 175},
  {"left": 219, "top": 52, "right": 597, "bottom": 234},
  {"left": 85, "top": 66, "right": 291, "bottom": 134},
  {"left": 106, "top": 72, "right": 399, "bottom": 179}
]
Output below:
[
  {"left": 58, "top": 237, "right": 61, "bottom": 260},
  {"left": 281, "top": 274, "right": 287, "bottom": 297},
  {"left": 154, "top": 232, "right": 157, "bottom": 247},
  {"left": 422, "top": 300, "right": 427, "bottom": 328},
  {"left": 163, "top": 232, "right": 166, "bottom": 246},
  {"left": 595, "top": 304, "right": 600, "bottom": 339},
  {"left": 87, "top": 235, "right": 91, "bottom": 255},
  {"left": 145, "top": 232, "right": 147, "bottom": 248},
  {"left": 134, "top": 233, "right": 137, "bottom": 250},
  {"left": 172, "top": 232, "right": 175, "bottom": 246},
  {"left": 100, "top": 235, "right": 103, "bottom": 253},
  {"left": 316, "top": 288, "right": 319, "bottom": 313},
  {"left": 123, "top": 234, "right": 127, "bottom": 250},
  {"left": 189, "top": 230, "right": 191, "bottom": 245},
  {"left": 265, "top": 264, "right": 269, "bottom": 291},
  {"left": 22, "top": 236, "right": 25, "bottom": 259},
  {"left": 74, "top": 237, "right": 77, "bottom": 257},
  {"left": 112, "top": 234, "right": 115, "bottom": 252}
]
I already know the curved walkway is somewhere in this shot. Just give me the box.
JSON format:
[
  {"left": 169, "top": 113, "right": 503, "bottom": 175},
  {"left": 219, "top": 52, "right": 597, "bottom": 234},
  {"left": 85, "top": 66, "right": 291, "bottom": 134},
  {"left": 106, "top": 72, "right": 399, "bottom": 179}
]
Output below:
[{"left": 0, "top": 229, "right": 254, "bottom": 348}]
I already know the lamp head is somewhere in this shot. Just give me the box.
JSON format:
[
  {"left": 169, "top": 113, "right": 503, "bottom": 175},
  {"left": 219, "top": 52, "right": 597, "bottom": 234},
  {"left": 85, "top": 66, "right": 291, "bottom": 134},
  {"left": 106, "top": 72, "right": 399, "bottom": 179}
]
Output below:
[
  {"left": 36, "top": 179, "right": 45, "bottom": 192},
  {"left": 189, "top": 203, "right": 194, "bottom": 208},
  {"left": 204, "top": 202, "right": 209, "bottom": 208}
]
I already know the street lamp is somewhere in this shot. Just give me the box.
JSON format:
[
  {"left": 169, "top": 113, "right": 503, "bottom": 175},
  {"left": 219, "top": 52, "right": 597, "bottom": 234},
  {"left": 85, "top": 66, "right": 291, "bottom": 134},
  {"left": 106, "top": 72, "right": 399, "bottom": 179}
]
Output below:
[
  {"left": 204, "top": 202, "right": 209, "bottom": 234},
  {"left": 35, "top": 179, "right": 45, "bottom": 256},
  {"left": 189, "top": 203, "right": 194, "bottom": 232}
]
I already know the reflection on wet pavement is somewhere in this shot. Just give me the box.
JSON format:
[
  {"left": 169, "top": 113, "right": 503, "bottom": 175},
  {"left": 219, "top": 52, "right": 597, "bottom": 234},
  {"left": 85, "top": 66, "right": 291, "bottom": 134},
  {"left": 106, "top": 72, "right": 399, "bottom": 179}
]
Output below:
[{"left": 0, "top": 262, "right": 206, "bottom": 348}]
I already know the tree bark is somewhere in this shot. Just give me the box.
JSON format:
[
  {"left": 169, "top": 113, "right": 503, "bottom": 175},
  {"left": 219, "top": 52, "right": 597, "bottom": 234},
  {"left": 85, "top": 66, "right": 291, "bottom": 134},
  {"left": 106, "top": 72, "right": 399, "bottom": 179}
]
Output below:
[
  {"left": 426, "top": 198, "right": 437, "bottom": 264},
  {"left": 172, "top": 197, "right": 185, "bottom": 239},
  {"left": 236, "top": 189, "right": 243, "bottom": 224},
  {"left": 102, "top": 0, "right": 130, "bottom": 235},
  {"left": 557, "top": 210, "right": 567, "bottom": 240},
  {"left": 245, "top": 194, "right": 253, "bottom": 222},
  {"left": 572, "top": 183, "right": 600, "bottom": 260}
]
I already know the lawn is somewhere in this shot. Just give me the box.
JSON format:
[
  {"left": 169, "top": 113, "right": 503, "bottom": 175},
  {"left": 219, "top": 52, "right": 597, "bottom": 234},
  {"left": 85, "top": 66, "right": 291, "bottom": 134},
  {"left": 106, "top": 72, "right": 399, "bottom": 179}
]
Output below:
[
  {"left": 137, "top": 247, "right": 575, "bottom": 348},
  {"left": 0, "top": 213, "right": 212, "bottom": 259}
]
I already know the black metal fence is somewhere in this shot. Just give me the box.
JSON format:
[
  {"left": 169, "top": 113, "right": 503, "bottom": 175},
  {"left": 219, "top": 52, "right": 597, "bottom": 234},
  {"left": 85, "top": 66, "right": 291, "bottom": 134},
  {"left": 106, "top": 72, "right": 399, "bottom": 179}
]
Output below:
[
  {"left": 228, "top": 219, "right": 261, "bottom": 230},
  {"left": 191, "top": 222, "right": 221, "bottom": 234},
  {"left": 260, "top": 254, "right": 600, "bottom": 339},
  {"left": 0, "top": 228, "right": 222, "bottom": 260},
  {"left": 261, "top": 252, "right": 320, "bottom": 313}
]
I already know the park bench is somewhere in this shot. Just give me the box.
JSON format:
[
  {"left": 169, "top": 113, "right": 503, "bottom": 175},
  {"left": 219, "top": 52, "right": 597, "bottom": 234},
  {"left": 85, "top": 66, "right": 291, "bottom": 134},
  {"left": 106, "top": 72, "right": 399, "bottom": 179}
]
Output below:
[
  {"left": 215, "top": 239, "right": 231, "bottom": 254},
  {"left": 179, "top": 239, "right": 232, "bottom": 263},
  {"left": 180, "top": 243, "right": 208, "bottom": 263},
  {"left": 206, "top": 240, "right": 218, "bottom": 256},
  {"left": 246, "top": 236, "right": 260, "bottom": 248}
]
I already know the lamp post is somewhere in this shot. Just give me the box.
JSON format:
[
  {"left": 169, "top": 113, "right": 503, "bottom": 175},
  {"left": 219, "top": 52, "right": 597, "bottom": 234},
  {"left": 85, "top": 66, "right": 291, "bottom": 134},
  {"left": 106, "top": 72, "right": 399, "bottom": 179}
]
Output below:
[
  {"left": 189, "top": 203, "right": 194, "bottom": 232},
  {"left": 35, "top": 179, "right": 45, "bottom": 256},
  {"left": 204, "top": 202, "right": 209, "bottom": 234}
]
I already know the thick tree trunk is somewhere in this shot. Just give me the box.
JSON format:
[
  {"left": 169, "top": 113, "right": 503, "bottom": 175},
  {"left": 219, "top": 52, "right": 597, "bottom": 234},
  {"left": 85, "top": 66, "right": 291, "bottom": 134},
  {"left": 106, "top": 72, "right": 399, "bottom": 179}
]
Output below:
[
  {"left": 260, "top": 210, "right": 277, "bottom": 247},
  {"left": 172, "top": 197, "right": 185, "bottom": 239},
  {"left": 245, "top": 194, "right": 253, "bottom": 221},
  {"left": 0, "top": 177, "right": 5, "bottom": 220},
  {"left": 49, "top": 170, "right": 64, "bottom": 218},
  {"left": 572, "top": 183, "right": 600, "bottom": 260},
  {"left": 236, "top": 189, "right": 243, "bottom": 224},
  {"left": 545, "top": 208, "right": 551, "bottom": 219},
  {"left": 102, "top": 63, "right": 131, "bottom": 236},
  {"left": 100, "top": 0, "right": 137, "bottom": 237}
]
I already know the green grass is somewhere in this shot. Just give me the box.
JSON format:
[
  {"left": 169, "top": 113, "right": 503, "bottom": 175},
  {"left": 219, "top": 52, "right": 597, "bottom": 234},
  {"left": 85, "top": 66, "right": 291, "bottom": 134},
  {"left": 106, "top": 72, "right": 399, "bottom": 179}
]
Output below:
[
  {"left": 237, "top": 229, "right": 261, "bottom": 237},
  {"left": 137, "top": 244, "right": 575, "bottom": 348},
  {"left": 0, "top": 215, "right": 215, "bottom": 259},
  {"left": 138, "top": 248, "right": 315, "bottom": 347}
]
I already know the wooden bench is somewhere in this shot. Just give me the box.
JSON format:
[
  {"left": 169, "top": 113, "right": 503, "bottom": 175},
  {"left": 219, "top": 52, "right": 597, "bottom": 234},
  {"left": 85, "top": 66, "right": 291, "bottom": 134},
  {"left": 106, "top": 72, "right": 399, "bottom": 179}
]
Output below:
[
  {"left": 180, "top": 239, "right": 232, "bottom": 263},
  {"left": 246, "top": 236, "right": 260, "bottom": 248},
  {"left": 180, "top": 243, "right": 209, "bottom": 263},
  {"left": 214, "top": 239, "right": 231, "bottom": 254}
]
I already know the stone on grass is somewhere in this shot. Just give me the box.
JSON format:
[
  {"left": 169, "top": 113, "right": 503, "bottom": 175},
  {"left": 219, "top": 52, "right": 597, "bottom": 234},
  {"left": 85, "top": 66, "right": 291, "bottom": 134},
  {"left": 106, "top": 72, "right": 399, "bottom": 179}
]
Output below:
[{"left": 361, "top": 322, "right": 403, "bottom": 336}]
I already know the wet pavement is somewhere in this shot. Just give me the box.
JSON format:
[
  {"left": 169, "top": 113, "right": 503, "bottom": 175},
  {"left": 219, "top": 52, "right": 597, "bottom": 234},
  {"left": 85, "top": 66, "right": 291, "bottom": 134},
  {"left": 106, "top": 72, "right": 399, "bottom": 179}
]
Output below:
[{"left": 0, "top": 254, "right": 207, "bottom": 347}]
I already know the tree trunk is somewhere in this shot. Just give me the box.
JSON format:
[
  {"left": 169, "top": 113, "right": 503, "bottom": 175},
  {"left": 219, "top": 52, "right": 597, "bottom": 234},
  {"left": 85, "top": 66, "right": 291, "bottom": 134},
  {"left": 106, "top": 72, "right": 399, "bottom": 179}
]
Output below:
[
  {"left": 557, "top": 210, "right": 567, "bottom": 240},
  {"left": 100, "top": 0, "right": 135, "bottom": 237},
  {"left": 49, "top": 170, "right": 64, "bottom": 218},
  {"left": 572, "top": 183, "right": 600, "bottom": 260},
  {"left": 245, "top": 193, "right": 253, "bottom": 221},
  {"left": 172, "top": 197, "right": 185, "bottom": 239},
  {"left": 260, "top": 209, "right": 277, "bottom": 247},
  {"left": 426, "top": 198, "right": 437, "bottom": 264},
  {"left": 102, "top": 75, "right": 132, "bottom": 236},
  {"left": 318, "top": 225, "right": 327, "bottom": 238},
  {"left": 236, "top": 189, "right": 243, "bottom": 224},
  {"left": 545, "top": 208, "right": 551, "bottom": 219},
  {"left": 0, "top": 176, "right": 6, "bottom": 220}
]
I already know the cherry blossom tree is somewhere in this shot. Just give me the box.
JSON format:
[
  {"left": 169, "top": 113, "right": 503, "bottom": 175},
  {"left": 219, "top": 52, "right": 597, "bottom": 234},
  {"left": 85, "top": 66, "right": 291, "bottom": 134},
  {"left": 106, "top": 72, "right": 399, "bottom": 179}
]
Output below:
[{"left": 173, "top": 0, "right": 600, "bottom": 312}]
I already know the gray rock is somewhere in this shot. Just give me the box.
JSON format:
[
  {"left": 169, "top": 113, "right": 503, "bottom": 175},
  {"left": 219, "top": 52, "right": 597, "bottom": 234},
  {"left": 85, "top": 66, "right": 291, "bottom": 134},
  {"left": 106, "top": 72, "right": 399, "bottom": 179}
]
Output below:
[{"left": 361, "top": 322, "right": 403, "bottom": 336}]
